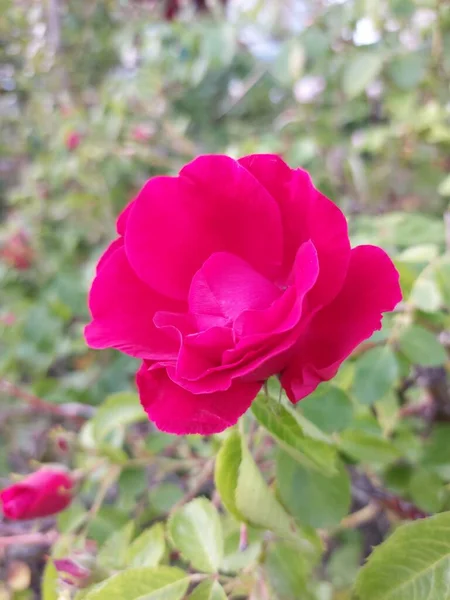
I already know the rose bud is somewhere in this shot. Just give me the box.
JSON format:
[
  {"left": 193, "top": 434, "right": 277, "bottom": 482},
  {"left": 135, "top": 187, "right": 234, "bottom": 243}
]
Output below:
[
  {"left": 0, "top": 467, "right": 73, "bottom": 520},
  {"left": 53, "top": 558, "right": 91, "bottom": 587},
  {"left": 65, "top": 131, "right": 81, "bottom": 151},
  {"left": 0, "top": 231, "right": 33, "bottom": 270},
  {"left": 85, "top": 154, "right": 401, "bottom": 435}
]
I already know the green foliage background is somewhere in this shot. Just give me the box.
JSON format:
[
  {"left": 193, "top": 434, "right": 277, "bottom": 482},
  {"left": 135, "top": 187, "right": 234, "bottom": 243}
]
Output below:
[{"left": 1, "top": 0, "right": 450, "bottom": 599}]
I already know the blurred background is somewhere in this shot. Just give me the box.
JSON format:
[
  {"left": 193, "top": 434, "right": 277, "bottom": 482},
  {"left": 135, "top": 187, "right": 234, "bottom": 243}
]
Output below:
[{"left": 1, "top": 0, "right": 450, "bottom": 597}]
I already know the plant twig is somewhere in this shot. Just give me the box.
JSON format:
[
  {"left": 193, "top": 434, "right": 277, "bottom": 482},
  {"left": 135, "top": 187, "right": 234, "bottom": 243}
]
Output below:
[
  {"left": 0, "top": 531, "right": 58, "bottom": 549},
  {"left": 170, "top": 458, "right": 215, "bottom": 513}
]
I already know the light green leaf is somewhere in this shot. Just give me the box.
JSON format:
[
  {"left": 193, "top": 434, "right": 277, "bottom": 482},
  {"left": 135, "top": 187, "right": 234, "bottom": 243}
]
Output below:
[
  {"left": 189, "top": 580, "right": 227, "bottom": 600},
  {"left": 342, "top": 53, "right": 384, "bottom": 98},
  {"left": 42, "top": 560, "right": 58, "bottom": 600},
  {"left": 409, "top": 469, "right": 445, "bottom": 514},
  {"left": 435, "top": 255, "right": 450, "bottom": 306},
  {"left": 354, "top": 512, "right": 450, "bottom": 600},
  {"left": 339, "top": 430, "right": 401, "bottom": 466},
  {"left": 410, "top": 271, "right": 442, "bottom": 312},
  {"left": 265, "top": 541, "right": 315, "bottom": 600},
  {"left": 92, "top": 392, "right": 146, "bottom": 442},
  {"left": 353, "top": 346, "right": 399, "bottom": 406},
  {"left": 221, "top": 529, "right": 262, "bottom": 574},
  {"left": 98, "top": 522, "right": 134, "bottom": 570},
  {"left": 214, "top": 430, "right": 245, "bottom": 522},
  {"left": 168, "top": 498, "right": 223, "bottom": 573},
  {"left": 84, "top": 567, "right": 189, "bottom": 600},
  {"left": 235, "top": 433, "right": 321, "bottom": 554},
  {"left": 388, "top": 53, "right": 427, "bottom": 89},
  {"left": 438, "top": 174, "right": 450, "bottom": 196},
  {"left": 398, "top": 325, "right": 447, "bottom": 366},
  {"left": 277, "top": 451, "right": 351, "bottom": 528},
  {"left": 252, "top": 394, "right": 337, "bottom": 475},
  {"left": 126, "top": 523, "right": 165, "bottom": 568},
  {"left": 300, "top": 384, "right": 353, "bottom": 433}
]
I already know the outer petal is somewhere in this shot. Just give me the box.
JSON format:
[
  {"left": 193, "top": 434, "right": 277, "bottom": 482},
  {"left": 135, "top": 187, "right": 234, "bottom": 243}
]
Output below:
[
  {"left": 85, "top": 246, "right": 182, "bottom": 359},
  {"left": 239, "top": 154, "right": 350, "bottom": 306},
  {"left": 137, "top": 364, "right": 261, "bottom": 435},
  {"left": 96, "top": 238, "right": 123, "bottom": 274},
  {"left": 125, "top": 155, "right": 283, "bottom": 300},
  {"left": 281, "top": 245, "right": 402, "bottom": 402}
]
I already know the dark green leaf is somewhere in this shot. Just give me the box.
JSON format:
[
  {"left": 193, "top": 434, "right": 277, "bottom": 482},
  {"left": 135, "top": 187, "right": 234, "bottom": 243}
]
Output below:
[{"left": 353, "top": 346, "right": 399, "bottom": 406}]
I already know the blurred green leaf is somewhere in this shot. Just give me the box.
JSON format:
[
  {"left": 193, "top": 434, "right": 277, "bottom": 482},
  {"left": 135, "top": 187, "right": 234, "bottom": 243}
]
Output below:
[
  {"left": 265, "top": 541, "right": 315, "bottom": 600},
  {"left": 353, "top": 346, "right": 399, "bottom": 406},
  {"left": 339, "top": 430, "right": 401, "bottom": 465},
  {"left": 98, "top": 522, "right": 134, "bottom": 571},
  {"left": 342, "top": 53, "right": 384, "bottom": 98},
  {"left": 398, "top": 325, "right": 447, "bottom": 366},
  {"left": 84, "top": 567, "right": 189, "bottom": 600},
  {"left": 126, "top": 523, "right": 166, "bottom": 568},
  {"left": 92, "top": 392, "right": 147, "bottom": 442},
  {"left": 168, "top": 498, "right": 223, "bottom": 574},
  {"left": 409, "top": 469, "right": 445, "bottom": 514},
  {"left": 277, "top": 451, "right": 351, "bottom": 528},
  {"left": 252, "top": 394, "right": 337, "bottom": 475},
  {"left": 215, "top": 430, "right": 245, "bottom": 522},
  {"left": 300, "top": 384, "right": 353, "bottom": 433},
  {"left": 42, "top": 560, "right": 58, "bottom": 600},
  {"left": 189, "top": 581, "right": 227, "bottom": 600}
]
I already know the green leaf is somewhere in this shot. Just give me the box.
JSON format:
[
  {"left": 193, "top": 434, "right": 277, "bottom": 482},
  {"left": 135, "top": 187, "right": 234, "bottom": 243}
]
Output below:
[
  {"left": 299, "top": 384, "right": 353, "bottom": 433},
  {"left": 409, "top": 469, "right": 445, "bottom": 514},
  {"left": 126, "top": 523, "right": 165, "bottom": 568},
  {"left": 265, "top": 541, "right": 315, "bottom": 600},
  {"left": 435, "top": 255, "right": 450, "bottom": 306},
  {"left": 189, "top": 580, "right": 227, "bottom": 600},
  {"left": 42, "top": 560, "right": 58, "bottom": 600},
  {"left": 98, "top": 522, "right": 134, "bottom": 570},
  {"left": 410, "top": 271, "right": 442, "bottom": 312},
  {"left": 388, "top": 53, "right": 427, "bottom": 89},
  {"left": 339, "top": 430, "right": 401, "bottom": 466},
  {"left": 398, "top": 325, "right": 447, "bottom": 366},
  {"left": 235, "top": 433, "right": 321, "bottom": 554},
  {"left": 438, "top": 174, "right": 450, "bottom": 197},
  {"left": 168, "top": 498, "right": 223, "bottom": 573},
  {"left": 277, "top": 451, "right": 351, "bottom": 528},
  {"left": 214, "top": 430, "right": 245, "bottom": 522},
  {"left": 221, "top": 528, "right": 262, "bottom": 574},
  {"left": 342, "top": 53, "right": 384, "bottom": 98},
  {"left": 252, "top": 394, "right": 337, "bottom": 475},
  {"left": 354, "top": 512, "right": 450, "bottom": 600},
  {"left": 84, "top": 567, "right": 189, "bottom": 600},
  {"left": 353, "top": 346, "right": 399, "bottom": 406},
  {"left": 92, "top": 392, "right": 147, "bottom": 442}
]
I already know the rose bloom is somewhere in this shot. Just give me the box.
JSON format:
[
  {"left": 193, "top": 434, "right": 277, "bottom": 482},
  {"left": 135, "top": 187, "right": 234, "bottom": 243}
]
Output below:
[
  {"left": 85, "top": 154, "right": 401, "bottom": 435},
  {"left": 0, "top": 468, "right": 73, "bottom": 520},
  {"left": 65, "top": 131, "right": 81, "bottom": 151}
]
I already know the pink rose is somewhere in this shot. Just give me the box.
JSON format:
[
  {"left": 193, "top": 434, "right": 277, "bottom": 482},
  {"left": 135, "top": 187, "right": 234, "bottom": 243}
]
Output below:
[
  {"left": 65, "top": 131, "right": 81, "bottom": 151},
  {"left": 0, "top": 468, "right": 73, "bottom": 520},
  {"left": 85, "top": 154, "right": 401, "bottom": 435}
]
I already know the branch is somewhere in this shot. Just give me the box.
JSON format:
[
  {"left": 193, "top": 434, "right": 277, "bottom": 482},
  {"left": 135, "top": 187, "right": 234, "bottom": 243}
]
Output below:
[{"left": 0, "top": 531, "right": 58, "bottom": 549}]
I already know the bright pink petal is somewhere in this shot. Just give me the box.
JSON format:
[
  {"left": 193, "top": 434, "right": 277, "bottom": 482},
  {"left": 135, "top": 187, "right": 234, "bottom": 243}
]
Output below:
[
  {"left": 189, "top": 252, "right": 280, "bottom": 323},
  {"left": 125, "top": 155, "right": 283, "bottom": 300},
  {"left": 171, "top": 242, "right": 320, "bottom": 393},
  {"left": 117, "top": 199, "right": 136, "bottom": 235},
  {"left": 281, "top": 245, "right": 402, "bottom": 402},
  {"left": 96, "top": 238, "right": 124, "bottom": 274},
  {"left": 85, "top": 246, "right": 182, "bottom": 359},
  {"left": 137, "top": 364, "right": 261, "bottom": 435},
  {"left": 239, "top": 154, "right": 350, "bottom": 305}
]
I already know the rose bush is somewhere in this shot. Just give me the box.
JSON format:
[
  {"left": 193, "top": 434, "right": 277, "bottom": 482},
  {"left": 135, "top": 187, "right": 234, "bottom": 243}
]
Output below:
[
  {"left": 85, "top": 154, "right": 401, "bottom": 434},
  {"left": 0, "top": 467, "right": 73, "bottom": 520}
]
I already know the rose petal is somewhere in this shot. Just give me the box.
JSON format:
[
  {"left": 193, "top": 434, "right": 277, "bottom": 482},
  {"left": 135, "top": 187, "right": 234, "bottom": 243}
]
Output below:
[
  {"left": 189, "top": 252, "right": 280, "bottom": 323},
  {"left": 96, "top": 238, "right": 123, "bottom": 274},
  {"left": 125, "top": 155, "right": 283, "bottom": 300},
  {"left": 239, "top": 154, "right": 350, "bottom": 305},
  {"left": 85, "top": 246, "right": 182, "bottom": 359},
  {"left": 137, "top": 364, "right": 261, "bottom": 434},
  {"left": 281, "top": 245, "right": 402, "bottom": 402}
]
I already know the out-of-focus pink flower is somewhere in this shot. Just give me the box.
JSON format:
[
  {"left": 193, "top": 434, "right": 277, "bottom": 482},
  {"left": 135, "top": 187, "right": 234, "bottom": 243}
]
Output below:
[
  {"left": 85, "top": 154, "right": 401, "bottom": 435},
  {"left": 65, "top": 131, "right": 81, "bottom": 151},
  {"left": 0, "top": 231, "right": 33, "bottom": 270},
  {"left": 0, "top": 468, "right": 73, "bottom": 520}
]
